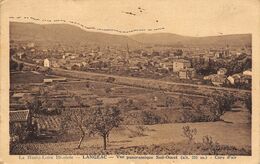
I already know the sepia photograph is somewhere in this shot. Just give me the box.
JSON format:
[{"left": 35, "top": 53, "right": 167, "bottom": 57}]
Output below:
[{"left": 1, "top": 0, "right": 260, "bottom": 163}]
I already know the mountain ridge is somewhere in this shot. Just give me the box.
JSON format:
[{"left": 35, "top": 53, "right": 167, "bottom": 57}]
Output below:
[{"left": 10, "top": 22, "right": 251, "bottom": 48}]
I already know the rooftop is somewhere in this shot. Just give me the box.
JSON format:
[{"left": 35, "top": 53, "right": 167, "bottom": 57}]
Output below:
[
  {"left": 10, "top": 110, "right": 29, "bottom": 122},
  {"left": 12, "top": 93, "right": 26, "bottom": 98}
]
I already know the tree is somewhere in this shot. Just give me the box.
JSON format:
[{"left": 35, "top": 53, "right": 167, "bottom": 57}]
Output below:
[
  {"left": 18, "top": 95, "right": 42, "bottom": 137},
  {"left": 9, "top": 122, "right": 29, "bottom": 153},
  {"left": 62, "top": 108, "right": 91, "bottom": 149},
  {"left": 42, "top": 99, "right": 64, "bottom": 115},
  {"left": 22, "top": 95, "right": 42, "bottom": 115},
  {"left": 86, "top": 106, "right": 122, "bottom": 150},
  {"left": 206, "top": 93, "right": 235, "bottom": 119},
  {"left": 165, "top": 96, "right": 175, "bottom": 107},
  {"left": 62, "top": 94, "right": 91, "bottom": 149}
]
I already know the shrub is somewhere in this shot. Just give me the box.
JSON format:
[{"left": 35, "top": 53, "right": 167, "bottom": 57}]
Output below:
[
  {"left": 105, "top": 87, "right": 112, "bottom": 94},
  {"left": 141, "top": 111, "right": 166, "bottom": 125},
  {"left": 201, "top": 135, "right": 221, "bottom": 155},
  {"left": 106, "top": 77, "right": 115, "bottom": 83},
  {"left": 180, "top": 97, "right": 193, "bottom": 108},
  {"left": 182, "top": 126, "right": 197, "bottom": 143},
  {"left": 180, "top": 108, "right": 195, "bottom": 122},
  {"left": 165, "top": 96, "right": 175, "bottom": 107}
]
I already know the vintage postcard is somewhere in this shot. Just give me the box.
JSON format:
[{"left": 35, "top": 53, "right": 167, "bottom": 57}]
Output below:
[{"left": 1, "top": 0, "right": 260, "bottom": 163}]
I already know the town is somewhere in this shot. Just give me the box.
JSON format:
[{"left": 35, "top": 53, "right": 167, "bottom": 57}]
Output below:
[
  {"left": 11, "top": 40, "right": 252, "bottom": 89},
  {"left": 9, "top": 22, "right": 252, "bottom": 155}
]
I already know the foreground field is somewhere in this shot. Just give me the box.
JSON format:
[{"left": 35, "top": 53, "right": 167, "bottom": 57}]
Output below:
[{"left": 11, "top": 118, "right": 251, "bottom": 155}]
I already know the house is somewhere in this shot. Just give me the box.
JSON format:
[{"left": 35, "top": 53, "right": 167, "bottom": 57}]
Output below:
[
  {"left": 129, "top": 66, "right": 140, "bottom": 71},
  {"left": 11, "top": 93, "right": 27, "bottom": 101},
  {"left": 160, "top": 62, "right": 173, "bottom": 70},
  {"left": 82, "top": 61, "right": 88, "bottom": 67},
  {"left": 178, "top": 68, "right": 196, "bottom": 79},
  {"left": 10, "top": 103, "right": 26, "bottom": 110},
  {"left": 12, "top": 93, "right": 26, "bottom": 99},
  {"left": 214, "top": 52, "right": 224, "bottom": 58},
  {"left": 227, "top": 74, "right": 241, "bottom": 85},
  {"left": 211, "top": 74, "right": 227, "bottom": 86},
  {"left": 240, "top": 75, "right": 252, "bottom": 84},
  {"left": 44, "top": 58, "right": 60, "bottom": 68},
  {"left": 204, "top": 74, "right": 227, "bottom": 86},
  {"left": 227, "top": 73, "right": 251, "bottom": 88},
  {"left": 43, "top": 78, "right": 53, "bottom": 83},
  {"left": 217, "top": 68, "right": 227, "bottom": 75},
  {"left": 173, "top": 59, "right": 191, "bottom": 72},
  {"left": 243, "top": 69, "right": 252, "bottom": 76},
  {"left": 44, "top": 58, "right": 50, "bottom": 67},
  {"left": 9, "top": 110, "right": 31, "bottom": 141},
  {"left": 52, "top": 77, "right": 67, "bottom": 82}
]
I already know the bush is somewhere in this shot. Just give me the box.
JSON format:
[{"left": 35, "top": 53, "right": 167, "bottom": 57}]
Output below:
[
  {"left": 165, "top": 96, "right": 175, "bottom": 107},
  {"left": 180, "top": 106, "right": 220, "bottom": 123},
  {"left": 141, "top": 111, "right": 166, "bottom": 125},
  {"left": 105, "top": 87, "right": 112, "bottom": 94},
  {"left": 180, "top": 108, "right": 197, "bottom": 122},
  {"left": 180, "top": 97, "right": 193, "bottom": 108},
  {"left": 201, "top": 135, "right": 221, "bottom": 155},
  {"left": 106, "top": 77, "right": 115, "bottom": 83},
  {"left": 182, "top": 126, "right": 197, "bottom": 143}
]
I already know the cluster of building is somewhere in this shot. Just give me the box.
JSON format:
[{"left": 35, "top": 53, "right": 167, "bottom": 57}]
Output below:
[
  {"left": 204, "top": 68, "right": 251, "bottom": 87},
  {"left": 11, "top": 41, "right": 252, "bottom": 88}
]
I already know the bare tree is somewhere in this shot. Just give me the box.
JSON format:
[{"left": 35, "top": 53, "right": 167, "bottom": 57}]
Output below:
[
  {"left": 62, "top": 94, "right": 91, "bottom": 149},
  {"left": 182, "top": 125, "right": 197, "bottom": 143},
  {"left": 85, "top": 106, "right": 122, "bottom": 150}
]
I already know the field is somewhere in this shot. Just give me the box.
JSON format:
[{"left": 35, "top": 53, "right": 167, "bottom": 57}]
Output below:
[
  {"left": 10, "top": 71, "right": 59, "bottom": 84},
  {"left": 10, "top": 71, "right": 251, "bottom": 155},
  {"left": 11, "top": 120, "right": 251, "bottom": 155}
]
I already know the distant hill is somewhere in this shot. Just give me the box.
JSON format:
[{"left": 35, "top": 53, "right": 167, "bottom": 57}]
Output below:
[
  {"left": 10, "top": 22, "right": 251, "bottom": 48},
  {"left": 10, "top": 22, "right": 141, "bottom": 48},
  {"left": 129, "top": 33, "right": 252, "bottom": 47}
]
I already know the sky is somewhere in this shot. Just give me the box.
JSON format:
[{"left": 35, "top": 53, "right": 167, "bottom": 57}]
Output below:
[{"left": 4, "top": 0, "right": 260, "bottom": 36}]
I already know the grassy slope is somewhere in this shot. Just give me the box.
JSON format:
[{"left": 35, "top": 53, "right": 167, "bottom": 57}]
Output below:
[
  {"left": 11, "top": 119, "right": 251, "bottom": 155},
  {"left": 10, "top": 72, "right": 251, "bottom": 155}
]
